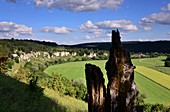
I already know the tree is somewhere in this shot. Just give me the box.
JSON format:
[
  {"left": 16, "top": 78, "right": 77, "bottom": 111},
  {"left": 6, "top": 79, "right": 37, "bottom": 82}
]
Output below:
[
  {"left": 0, "top": 45, "right": 8, "bottom": 73},
  {"left": 164, "top": 56, "right": 170, "bottom": 67}
]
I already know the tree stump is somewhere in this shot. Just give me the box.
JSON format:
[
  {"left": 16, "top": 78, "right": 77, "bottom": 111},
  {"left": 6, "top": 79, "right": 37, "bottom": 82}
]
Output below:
[
  {"left": 85, "top": 64, "right": 106, "bottom": 112},
  {"left": 85, "top": 30, "right": 138, "bottom": 112}
]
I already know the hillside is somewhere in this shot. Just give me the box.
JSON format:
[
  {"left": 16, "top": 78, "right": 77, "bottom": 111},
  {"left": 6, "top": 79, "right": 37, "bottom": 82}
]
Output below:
[
  {"left": 70, "top": 41, "right": 170, "bottom": 53},
  {"left": 1, "top": 39, "right": 170, "bottom": 53},
  {"left": 0, "top": 73, "right": 87, "bottom": 112}
]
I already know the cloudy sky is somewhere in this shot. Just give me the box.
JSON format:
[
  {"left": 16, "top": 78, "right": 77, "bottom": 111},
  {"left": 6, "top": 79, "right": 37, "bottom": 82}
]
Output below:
[{"left": 0, "top": 0, "right": 170, "bottom": 45}]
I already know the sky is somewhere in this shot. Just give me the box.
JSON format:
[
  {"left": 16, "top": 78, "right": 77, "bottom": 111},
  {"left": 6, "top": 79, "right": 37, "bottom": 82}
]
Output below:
[{"left": 0, "top": 0, "right": 170, "bottom": 45}]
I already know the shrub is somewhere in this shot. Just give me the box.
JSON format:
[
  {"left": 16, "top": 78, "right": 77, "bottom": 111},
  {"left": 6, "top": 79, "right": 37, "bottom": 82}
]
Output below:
[
  {"left": 165, "top": 61, "right": 170, "bottom": 67},
  {"left": 29, "top": 76, "right": 44, "bottom": 95},
  {"left": 164, "top": 56, "right": 170, "bottom": 67}
]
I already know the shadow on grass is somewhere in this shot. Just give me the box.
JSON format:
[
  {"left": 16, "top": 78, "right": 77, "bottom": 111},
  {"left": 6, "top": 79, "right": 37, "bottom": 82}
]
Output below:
[
  {"left": 0, "top": 73, "right": 66, "bottom": 112},
  {"left": 161, "top": 59, "right": 166, "bottom": 62}
]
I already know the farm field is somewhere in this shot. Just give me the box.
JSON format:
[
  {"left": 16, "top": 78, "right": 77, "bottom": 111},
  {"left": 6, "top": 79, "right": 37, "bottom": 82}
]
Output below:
[
  {"left": 44, "top": 57, "right": 170, "bottom": 104},
  {"left": 136, "top": 66, "right": 170, "bottom": 90},
  {"left": 133, "top": 56, "right": 170, "bottom": 75},
  {"left": 135, "top": 72, "right": 170, "bottom": 104}
]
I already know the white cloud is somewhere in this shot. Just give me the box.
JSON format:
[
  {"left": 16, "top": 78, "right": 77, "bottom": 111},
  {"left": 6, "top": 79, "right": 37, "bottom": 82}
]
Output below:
[
  {"left": 40, "top": 26, "right": 74, "bottom": 34},
  {"left": 80, "top": 20, "right": 137, "bottom": 40},
  {"left": 80, "top": 20, "right": 138, "bottom": 35},
  {"left": 0, "top": 22, "right": 32, "bottom": 37},
  {"left": 84, "top": 35, "right": 94, "bottom": 39},
  {"left": 95, "top": 20, "right": 138, "bottom": 31},
  {"left": 40, "top": 39, "right": 55, "bottom": 42},
  {"left": 140, "top": 12, "right": 170, "bottom": 25},
  {"left": 143, "top": 26, "right": 151, "bottom": 31},
  {"left": 161, "top": 3, "right": 170, "bottom": 11},
  {"left": 34, "top": 0, "right": 123, "bottom": 12},
  {"left": 167, "top": 32, "right": 170, "bottom": 35},
  {"left": 140, "top": 12, "right": 170, "bottom": 31},
  {"left": 139, "top": 38, "right": 150, "bottom": 42}
]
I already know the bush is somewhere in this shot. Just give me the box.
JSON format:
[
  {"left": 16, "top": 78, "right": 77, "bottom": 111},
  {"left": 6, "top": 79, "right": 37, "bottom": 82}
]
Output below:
[
  {"left": 15, "top": 57, "right": 19, "bottom": 63},
  {"left": 73, "top": 79, "right": 87, "bottom": 100},
  {"left": 142, "top": 104, "right": 170, "bottom": 112},
  {"left": 165, "top": 61, "right": 170, "bottom": 67},
  {"left": 164, "top": 56, "right": 170, "bottom": 67},
  {"left": 29, "top": 76, "right": 44, "bottom": 95},
  {"left": 7, "top": 60, "right": 14, "bottom": 69}
]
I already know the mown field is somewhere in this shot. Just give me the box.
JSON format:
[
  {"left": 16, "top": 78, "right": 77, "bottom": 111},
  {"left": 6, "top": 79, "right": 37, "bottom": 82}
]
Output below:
[
  {"left": 44, "top": 56, "right": 170, "bottom": 104},
  {"left": 133, "top": 56, "right": 170, "bottom": 75}
]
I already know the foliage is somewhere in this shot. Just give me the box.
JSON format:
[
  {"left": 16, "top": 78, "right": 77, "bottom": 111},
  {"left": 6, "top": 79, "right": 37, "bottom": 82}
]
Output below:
[
  {"left": 29, "top": 76, "right": 44, "bottom": 95},
  {"left": 7, "top": 59, "right": 14, "bottom": 69},
  {"left": 0, "top": 73, "right": 87, "bottom": 112},
  {"left": 164, "top": 56, "right": 170, "bottom": 67},
  {"left": 0, "top": 45, "right": 8, "bottom": 73},
  {"left": 39, "top": 73, "right": 87, "bottom": 101},
  {"left": 136, "top": 93, "right": 147, "bottom": 105},
  {"left": 137, "top": 103, "right": 170, "bottom": 112}
]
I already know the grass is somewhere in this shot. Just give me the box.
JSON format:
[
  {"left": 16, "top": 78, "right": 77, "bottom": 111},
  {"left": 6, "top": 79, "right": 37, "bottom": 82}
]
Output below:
[
  {"left": 136, "top": 66, "right": 170, "bottom": 90},
  {"left": 132, "top": 56, "right": 170, "bottom": 75},
  {"left": 135, "top": 72, "right": 170, "bottom": 104},
  {"left": 44, "top": 57, "right": 170, "bottom": 104},
  {"left": 45, "top": 89, "right": 87, "bottom": 112},
  {"left": 0, "top": 73, "right": 87, "bottom": 112},
  {"left": 44, "top": 60, "right": 108, "bottom": 84}
]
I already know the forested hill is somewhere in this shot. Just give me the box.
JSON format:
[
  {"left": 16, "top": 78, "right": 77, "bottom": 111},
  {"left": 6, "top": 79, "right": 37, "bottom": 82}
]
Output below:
[
  {"left": 70, "top": 41, "right": 170, "bottom": 53},
  {"left": 0, "top": 39, "right": 59, "bottom": 53},
  {"left": 1, "top": 39, "right": 170, "bottom": 53}
]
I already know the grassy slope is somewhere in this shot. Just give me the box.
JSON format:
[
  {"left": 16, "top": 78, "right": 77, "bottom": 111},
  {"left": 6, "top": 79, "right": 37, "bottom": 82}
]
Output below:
[{"left": 0, "top": 73, "right": 87, "bottom": 112}]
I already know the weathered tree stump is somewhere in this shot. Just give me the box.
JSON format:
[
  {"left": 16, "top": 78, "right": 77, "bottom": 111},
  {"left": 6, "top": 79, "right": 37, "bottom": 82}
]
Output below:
[
  {"left": 85, "top": 64, "right": 106, "bottom": 112},
  {"left": 85, "top": 30, "right": 138, "bottom": 112}
]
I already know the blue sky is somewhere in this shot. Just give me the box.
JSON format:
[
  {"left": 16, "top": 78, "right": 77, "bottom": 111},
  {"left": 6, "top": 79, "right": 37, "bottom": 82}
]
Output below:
[{"left": 0, "top": 0, "right": 170, "bottom": 45}]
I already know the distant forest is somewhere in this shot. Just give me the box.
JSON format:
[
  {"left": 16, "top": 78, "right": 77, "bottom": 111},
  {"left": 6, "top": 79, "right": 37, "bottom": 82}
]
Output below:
[
  {"left": 70, "top": 41, "right": 170, "bottom": 53},
  {"left": 1, "top": 39, "right": 170, "bottom": 53}
]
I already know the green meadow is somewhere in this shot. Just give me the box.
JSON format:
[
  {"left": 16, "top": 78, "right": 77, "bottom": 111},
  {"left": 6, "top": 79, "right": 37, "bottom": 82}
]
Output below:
[{"left": 44, "top": 56, "right": 170, "bottom": 104}]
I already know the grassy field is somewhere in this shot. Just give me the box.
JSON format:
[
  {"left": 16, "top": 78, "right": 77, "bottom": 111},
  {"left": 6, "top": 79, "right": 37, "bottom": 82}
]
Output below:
[
  {"left": 44, "top": 57, "right": 170, "bottom": 104},
  {"left": 135, "top": 72, "right": 170, "bottom": 104},
  {"left": 136, "top": 66, "right": 170, "bottom": 90},
  {"left": 44, "top": 60, "right": 108, "bottom": 84},
  {"left": 132, "top": 56, "right": 170, "bottom": 75}
]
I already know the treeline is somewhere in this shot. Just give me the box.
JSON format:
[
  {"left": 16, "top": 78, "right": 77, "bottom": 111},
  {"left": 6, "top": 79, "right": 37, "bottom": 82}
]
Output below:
[
  {"left": 0, "top": 38, "right": 108, "bottom": 57},
  {"left": 0, "top": 39, "right": 51, "bottom": 53},
  {"left": 131, "top": 52, "right": 168, "bottom": 59},
  {"left": 70, "top": 41, "right": 170, "bottom": 53}
]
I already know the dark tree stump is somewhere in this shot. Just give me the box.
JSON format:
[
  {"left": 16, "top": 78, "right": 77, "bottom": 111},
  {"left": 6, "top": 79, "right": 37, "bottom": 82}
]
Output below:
[
  {"left": 85, "top": 64, "right": 106, "bottom": 112},
  {"left": 105, "top": 30, "right": 138, "bottom": 112},
  {"left": 85, "top": 30, "right": 138, "bottom": 112}
]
